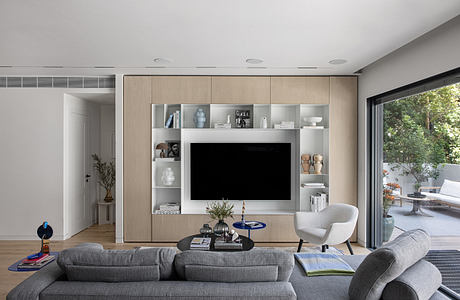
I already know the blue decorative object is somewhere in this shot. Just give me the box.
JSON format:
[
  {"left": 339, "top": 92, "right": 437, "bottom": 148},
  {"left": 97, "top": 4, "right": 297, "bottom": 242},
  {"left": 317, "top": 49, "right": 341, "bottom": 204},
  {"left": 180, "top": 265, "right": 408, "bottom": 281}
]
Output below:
[
  {"left": 194, "top": 108, "right": 206, "bottom": 128},
  {"left": 233, "top": 221, "right": 266, "bottom": 239}
]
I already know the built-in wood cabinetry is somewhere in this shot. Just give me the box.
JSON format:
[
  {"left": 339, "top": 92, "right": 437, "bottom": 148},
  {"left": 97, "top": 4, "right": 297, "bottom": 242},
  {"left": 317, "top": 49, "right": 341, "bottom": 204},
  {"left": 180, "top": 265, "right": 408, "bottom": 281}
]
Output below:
[
  {"left": 152, "top": 76, "right": 211, "bottom": 104},
  {"left": 271, "top": 77, "right": 330, "bottom": 104},
  {"left": 211, "top": 76, "right": 270, "bottom": 104},
  {"left": 123, "top": 75, "right": 357, "bottom": 242},
  {"left": 329, "top": 76, "right": 357, "bottom": 207},
  {"left": 123, "top": 76, "right": 152, "bottom": 242}
]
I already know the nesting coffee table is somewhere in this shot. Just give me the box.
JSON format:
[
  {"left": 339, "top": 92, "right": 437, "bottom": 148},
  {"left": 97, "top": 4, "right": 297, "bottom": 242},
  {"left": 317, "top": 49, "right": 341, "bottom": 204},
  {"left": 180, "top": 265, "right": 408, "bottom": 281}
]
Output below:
[
  {"left": 400, "top": 195, "right": 435, "bottom": 217},
  {"left": 177, "top": 233, "right": 254, "bottom": 252}
]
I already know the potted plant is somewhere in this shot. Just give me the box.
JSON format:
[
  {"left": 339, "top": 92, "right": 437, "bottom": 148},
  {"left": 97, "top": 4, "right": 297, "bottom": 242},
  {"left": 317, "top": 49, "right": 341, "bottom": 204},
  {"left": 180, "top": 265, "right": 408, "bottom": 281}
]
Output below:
[
  {"left": 92, "top": 154, "right": 115, "bottom": 202},
  {"left": 382, "top": 170, "right": 400, "bottom": 242},
  {"left": 206, "top": 200, "right": 234, "bottom": 236}
]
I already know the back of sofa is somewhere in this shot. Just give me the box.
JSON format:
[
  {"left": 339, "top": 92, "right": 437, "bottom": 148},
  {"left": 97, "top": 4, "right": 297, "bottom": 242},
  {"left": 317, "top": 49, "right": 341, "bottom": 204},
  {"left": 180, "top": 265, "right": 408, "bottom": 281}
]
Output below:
[{"left": 175, "top": 248, "right": 294, "bottom": 282}]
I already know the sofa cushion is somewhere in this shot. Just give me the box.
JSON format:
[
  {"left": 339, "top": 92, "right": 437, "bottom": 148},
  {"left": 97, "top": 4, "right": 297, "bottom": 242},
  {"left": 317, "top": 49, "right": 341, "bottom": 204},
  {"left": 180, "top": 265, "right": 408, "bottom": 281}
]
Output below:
[
  {"left": 348, "top": 229, "right": 431, "bottom": 300},
  {"left": 184, "top": 265, "right": 278, "bottom": 282},
  {"left": 440, "top": 179, "right": 460, "bottom": 198},
  {"left": 175, "top": 248, "right": 294, "bottom": 282},
  {"left": 40, "top": 281, "right": 297, "bottom": 300},
  {"left": 382, "top": 259, "right": 442, "bottom": 300},
  {"left": 421, "top": 192, "right": 460, "bottom": 206},
  {"left": 57, "top": 243, "right": 176, "bottom": 282}
]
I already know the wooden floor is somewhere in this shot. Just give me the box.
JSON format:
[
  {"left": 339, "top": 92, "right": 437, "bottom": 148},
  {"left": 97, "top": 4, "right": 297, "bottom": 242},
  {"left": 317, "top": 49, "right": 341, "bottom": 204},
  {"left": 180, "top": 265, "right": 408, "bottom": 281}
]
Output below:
[{"left": 0, "top": 224, "right": 369, "bottom": 298}]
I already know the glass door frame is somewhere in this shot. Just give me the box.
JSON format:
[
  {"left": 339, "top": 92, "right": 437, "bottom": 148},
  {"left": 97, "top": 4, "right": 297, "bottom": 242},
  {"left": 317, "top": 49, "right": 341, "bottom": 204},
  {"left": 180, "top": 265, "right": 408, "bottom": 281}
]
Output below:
[{"left": 367, "top": 67, "right": 460, "bottom": 249}]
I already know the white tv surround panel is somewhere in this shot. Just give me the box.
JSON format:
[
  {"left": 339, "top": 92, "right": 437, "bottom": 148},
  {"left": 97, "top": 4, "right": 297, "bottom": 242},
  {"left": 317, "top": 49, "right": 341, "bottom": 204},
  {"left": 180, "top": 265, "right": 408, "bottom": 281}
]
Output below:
[{"left": 151, "top": 104, "right": 329, "bottom": 215}]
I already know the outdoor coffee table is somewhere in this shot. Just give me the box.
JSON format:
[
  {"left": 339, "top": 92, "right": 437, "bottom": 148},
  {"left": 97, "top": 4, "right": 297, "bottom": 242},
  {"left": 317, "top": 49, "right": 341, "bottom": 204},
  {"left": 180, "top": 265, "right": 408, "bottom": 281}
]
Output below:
[{"left": 399, "top": 195, "right": 435, "bottom": 217}]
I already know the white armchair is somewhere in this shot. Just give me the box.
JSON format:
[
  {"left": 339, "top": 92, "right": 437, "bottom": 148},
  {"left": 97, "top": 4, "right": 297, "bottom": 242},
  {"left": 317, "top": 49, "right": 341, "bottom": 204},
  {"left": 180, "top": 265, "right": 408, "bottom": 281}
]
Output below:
[{"left": 294, "top": 204, "right": 359, "bottom": 254}]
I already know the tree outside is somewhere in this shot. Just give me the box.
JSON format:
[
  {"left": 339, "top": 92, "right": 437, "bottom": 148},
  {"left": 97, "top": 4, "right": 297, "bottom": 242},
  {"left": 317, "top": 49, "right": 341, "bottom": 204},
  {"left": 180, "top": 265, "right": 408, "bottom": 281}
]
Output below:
[{"left": 383, "top": 83, "right": 460, "bottom": 190}]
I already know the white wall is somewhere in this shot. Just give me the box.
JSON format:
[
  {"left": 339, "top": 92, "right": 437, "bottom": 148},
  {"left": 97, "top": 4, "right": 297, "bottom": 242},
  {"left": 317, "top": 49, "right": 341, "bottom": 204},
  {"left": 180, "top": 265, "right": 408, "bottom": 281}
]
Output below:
[
  {"left": 0, "top": 89, "right": 65, "bottom": 239},
  {"left": 358, "top": 16, "right": 460, "bottom": 245},
  {"left": 0, "top": 88, "right": 113, "bottom": 240}
]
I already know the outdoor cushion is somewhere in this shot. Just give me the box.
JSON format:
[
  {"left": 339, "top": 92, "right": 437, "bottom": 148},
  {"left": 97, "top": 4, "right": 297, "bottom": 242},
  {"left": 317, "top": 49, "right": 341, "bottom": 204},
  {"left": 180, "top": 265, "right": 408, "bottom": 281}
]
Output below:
[
  {"left": 382, "top": 259, "right": 442, "bottom": 300},
  {"left": 422, "top": 192, "right": 460, "bottom": 206},
  {"left": 348, "top": 229, "right": 431, "bottom": 300},
  {"left": 175, "top": 248, "right": 294, "bottom": 282},
  {"left": 440, "top": 179, "right": 460, "bottom": 198},
  {"left": 57, "top": 243, "right": 176, "bottom": 282}
]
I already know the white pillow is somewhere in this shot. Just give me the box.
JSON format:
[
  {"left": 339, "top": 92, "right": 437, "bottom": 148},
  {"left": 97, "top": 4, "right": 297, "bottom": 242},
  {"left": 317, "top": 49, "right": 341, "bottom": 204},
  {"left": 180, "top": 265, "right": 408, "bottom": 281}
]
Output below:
[{"left": 440, "top": 179, "right": 460, "bottom": 198}]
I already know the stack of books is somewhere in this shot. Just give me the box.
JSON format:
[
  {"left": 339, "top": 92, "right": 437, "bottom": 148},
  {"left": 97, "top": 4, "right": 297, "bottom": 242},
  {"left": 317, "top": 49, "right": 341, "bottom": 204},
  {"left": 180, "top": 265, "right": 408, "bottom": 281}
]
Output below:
[
  {"left": 301, "top": 183, "right": 326, "bottom": 189},
  {"left": 214, "top": 123, "right": 231, "bottom": 129},
  {"left": 310, "top": 192, "right": 328, "bottom": 212},
  {"left": 274, "top": 121, "right": 295, "bottom": 129},
  {"left": 18, "top": 253, "right": 55, "bottom": 270},
  {"left": 165, "top": 111, "right": 181, "bottom": 128},
  {"left": 214, "top": 237, "right": 243, "bottom": 250},
  {"left": 190, "top": 237, "right": 211, "bottom": 250},
  {"left": 155, "top": 203, "right": 180, "bottom": 214}
]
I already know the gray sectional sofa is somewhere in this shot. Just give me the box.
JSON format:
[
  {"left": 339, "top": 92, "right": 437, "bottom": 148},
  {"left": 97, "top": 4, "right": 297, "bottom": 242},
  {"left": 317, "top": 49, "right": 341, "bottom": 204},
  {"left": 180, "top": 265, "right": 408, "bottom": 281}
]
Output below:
[{"left": 8, "top": 229, "right": 449, "bottom": 300}]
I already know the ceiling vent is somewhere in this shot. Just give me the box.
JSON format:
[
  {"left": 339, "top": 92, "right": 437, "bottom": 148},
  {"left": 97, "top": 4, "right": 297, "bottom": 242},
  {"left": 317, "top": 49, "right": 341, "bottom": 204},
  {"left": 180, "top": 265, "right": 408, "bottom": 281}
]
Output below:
[{"left": 0, "top": 76, "right": 115, "bottom": 88}]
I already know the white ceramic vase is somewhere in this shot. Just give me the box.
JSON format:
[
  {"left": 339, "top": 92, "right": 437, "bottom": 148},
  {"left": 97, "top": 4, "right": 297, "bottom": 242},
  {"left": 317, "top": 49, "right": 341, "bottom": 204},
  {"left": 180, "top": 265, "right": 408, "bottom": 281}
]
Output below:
[{"left": 161, "top": 167, "right": 175, "bottom": 186}]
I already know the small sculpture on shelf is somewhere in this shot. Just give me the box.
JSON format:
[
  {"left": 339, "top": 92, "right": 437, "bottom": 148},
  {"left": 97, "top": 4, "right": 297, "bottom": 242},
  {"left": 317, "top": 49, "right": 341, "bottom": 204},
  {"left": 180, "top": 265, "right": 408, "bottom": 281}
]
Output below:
[
  {"left": 313, "top": 154, "right": 323, "bottom": 175},
  {"left": 194, "top": 108, "right": 206, "bottom": 128},
  {"left": 156, "top": 143, "right": 168, "bottom": 159},
  {"left": 301, "top": 154, "right": 311, "bottom": 174}
]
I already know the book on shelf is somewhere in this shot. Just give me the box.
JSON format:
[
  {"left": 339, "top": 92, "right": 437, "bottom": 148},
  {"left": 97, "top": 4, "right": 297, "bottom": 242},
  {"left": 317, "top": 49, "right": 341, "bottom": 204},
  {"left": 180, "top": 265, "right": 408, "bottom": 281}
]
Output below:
[
  {"left": 310, "top": 192, "right": 328, "bottom": 212},
  {"left": 302, "top": 183, "right": 326, "bottom": 188},
  {"left": 302, "top": 125, "right": 325, "bottom": 129},
  {"left": 274, "top": 122, "right": 295, "bottom": 129},
  {"left": 159, "top": 203, "right": 180, "bottom": 211},
  {"left": 190, "top": 237, "right": 211, "bottom": 250},
  {"left": 214, "top": 123, "right": 231, "bottom": 129},
  {"left": 18, "top": 254, "right": 55, "bottom": 270},
  {"left": 165, "top": 113, "right": 174, "bottom": 128},
  {"left": 154, "top": 210, "right": 180, "bottom": 215}
]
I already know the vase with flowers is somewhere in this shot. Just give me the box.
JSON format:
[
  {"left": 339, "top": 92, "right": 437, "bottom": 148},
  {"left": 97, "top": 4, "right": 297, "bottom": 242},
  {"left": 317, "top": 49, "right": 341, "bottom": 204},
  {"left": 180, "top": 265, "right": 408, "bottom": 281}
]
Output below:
[
  {"left": 382, "top": 170, "right": 400, "bottom": 242},
  {"left": 206, "top": 200, "right": 234, "bottom": 236}
]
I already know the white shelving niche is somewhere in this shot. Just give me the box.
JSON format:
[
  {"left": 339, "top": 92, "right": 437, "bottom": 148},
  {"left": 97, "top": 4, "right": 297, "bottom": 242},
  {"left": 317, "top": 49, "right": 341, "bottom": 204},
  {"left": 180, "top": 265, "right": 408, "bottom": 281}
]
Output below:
[{"left": 151, "top": 103, "right": 329, "bottom": 214}]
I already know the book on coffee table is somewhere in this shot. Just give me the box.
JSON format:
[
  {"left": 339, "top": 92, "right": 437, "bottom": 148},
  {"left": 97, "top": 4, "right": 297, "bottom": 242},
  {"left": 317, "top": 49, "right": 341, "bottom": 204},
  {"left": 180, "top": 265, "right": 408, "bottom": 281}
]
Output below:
[
  {"left": 190, "top": 237, "right": 211, "bottom": 250},
  {"left": 214, "top": 238, "right": 243, "bottom": 250}
]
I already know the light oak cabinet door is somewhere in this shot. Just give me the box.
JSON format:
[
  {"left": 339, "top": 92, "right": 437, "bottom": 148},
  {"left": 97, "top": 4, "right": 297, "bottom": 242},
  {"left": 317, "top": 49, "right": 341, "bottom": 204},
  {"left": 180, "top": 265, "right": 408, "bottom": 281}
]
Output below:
[
  {"left": 329, "top": 76, "right": 357, "bottom": 207},
  {"left": 153, "top": 76, "right": 211, "bottom": 104},
  {"left": 152, "top": 214, "right": 210, "bottom": 242},
  {"left": 211, "top": 76, "right": 270, "bottom": 104},
  {"left": 123, "top": 76, "right": 152, "bottom": 242},
  {"left": 271, "top": 77, "right": 330, "bottom": 104}
]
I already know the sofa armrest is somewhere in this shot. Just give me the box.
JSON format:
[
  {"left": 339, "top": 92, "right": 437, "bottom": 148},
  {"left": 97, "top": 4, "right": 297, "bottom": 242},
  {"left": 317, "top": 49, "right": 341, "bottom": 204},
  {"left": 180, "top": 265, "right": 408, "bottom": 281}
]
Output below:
[
  {"left": 7, "top": 261, "right": 64, "bottom": 300},
  {"left": 418, "top": 186, "right": 441, "bottom": 192}
]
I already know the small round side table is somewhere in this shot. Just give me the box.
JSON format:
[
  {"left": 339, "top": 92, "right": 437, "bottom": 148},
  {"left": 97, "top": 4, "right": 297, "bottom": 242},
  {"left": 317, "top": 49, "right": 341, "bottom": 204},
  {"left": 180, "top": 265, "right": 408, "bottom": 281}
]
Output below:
[{"left": 233, "top": 221, "right": 266, "bottom": 239}]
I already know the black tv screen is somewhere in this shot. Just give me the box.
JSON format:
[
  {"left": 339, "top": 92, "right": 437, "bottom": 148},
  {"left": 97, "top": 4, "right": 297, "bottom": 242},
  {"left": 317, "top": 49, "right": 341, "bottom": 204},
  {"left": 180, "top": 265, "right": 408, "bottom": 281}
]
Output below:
[{"left": 190, "top": 143, "right": 291, "bottom": 200}]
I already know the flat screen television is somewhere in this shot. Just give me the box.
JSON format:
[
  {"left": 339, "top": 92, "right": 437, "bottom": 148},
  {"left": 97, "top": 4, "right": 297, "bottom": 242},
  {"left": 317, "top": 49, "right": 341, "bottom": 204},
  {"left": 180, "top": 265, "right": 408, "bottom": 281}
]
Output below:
[{"left": 190, "top": 143, "right": 291, "bottom": 200}]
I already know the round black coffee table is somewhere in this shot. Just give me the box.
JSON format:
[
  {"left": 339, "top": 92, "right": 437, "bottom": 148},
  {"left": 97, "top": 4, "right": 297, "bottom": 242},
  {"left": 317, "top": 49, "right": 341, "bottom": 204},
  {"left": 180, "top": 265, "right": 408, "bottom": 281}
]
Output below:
[{"left": 177, "top": 233, "right": 254, "bottom": 252}]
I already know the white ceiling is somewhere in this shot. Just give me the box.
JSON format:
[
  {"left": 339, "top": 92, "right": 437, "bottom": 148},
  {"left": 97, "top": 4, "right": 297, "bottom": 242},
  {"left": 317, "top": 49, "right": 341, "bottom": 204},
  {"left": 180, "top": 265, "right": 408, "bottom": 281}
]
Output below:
[{"left": 1, "top": 0, "right": 459, "bottom": 76}]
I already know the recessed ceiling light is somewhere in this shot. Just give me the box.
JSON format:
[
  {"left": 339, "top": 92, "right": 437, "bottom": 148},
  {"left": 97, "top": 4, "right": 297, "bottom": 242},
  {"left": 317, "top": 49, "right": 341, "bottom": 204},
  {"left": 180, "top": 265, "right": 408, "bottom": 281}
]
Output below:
[
  {"left": 328, "top": 59, "right": 347, "bottom": 65},
  {"left": 246, "top": 58, "right": 264, "bottom": 64},
  {"left": 153, "top": 58, "right": 172, "bottom": 64}
]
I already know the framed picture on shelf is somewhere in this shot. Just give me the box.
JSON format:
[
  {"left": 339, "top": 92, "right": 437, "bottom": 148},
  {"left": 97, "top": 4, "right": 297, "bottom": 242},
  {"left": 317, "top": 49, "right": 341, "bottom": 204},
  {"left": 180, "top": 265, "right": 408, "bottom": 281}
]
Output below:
[
  {"left": 167, "top": 141, "right": 180, "bottom": 159},
  {"left": 235, "top": 110, "right": 251, "bottom": 128}
]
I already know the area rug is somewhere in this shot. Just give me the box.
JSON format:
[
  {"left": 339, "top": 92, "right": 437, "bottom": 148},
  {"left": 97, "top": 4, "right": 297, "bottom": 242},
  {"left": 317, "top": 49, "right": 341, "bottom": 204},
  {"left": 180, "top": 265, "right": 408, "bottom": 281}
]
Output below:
[
  {"left": 425, "top": 250, "right": 460, "bottom": 296},
  {"left": 258, "top": 246, "right": 344, "bottom": 255}
]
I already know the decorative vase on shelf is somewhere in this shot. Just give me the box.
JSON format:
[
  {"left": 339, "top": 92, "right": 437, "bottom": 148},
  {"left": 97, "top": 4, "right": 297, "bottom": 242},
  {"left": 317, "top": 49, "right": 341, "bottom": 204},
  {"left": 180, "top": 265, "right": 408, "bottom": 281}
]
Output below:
[
  {"left": 161, "top": 167, "right": 175, "bottom": 186},
  {"left": 194, "top": 108, "right": 206, "bottom": 128},
  {"left": 104, "top": 190, "right": 113, "bottom": 202},
  {"left": 213, "top": 219, "right": 229, "bottom": 236},
  {"left": 313, "top": 154, "right": 323, "bottom": 174},
  {"left": 261, "top": 116, "right": 268, "bottom": 129}
]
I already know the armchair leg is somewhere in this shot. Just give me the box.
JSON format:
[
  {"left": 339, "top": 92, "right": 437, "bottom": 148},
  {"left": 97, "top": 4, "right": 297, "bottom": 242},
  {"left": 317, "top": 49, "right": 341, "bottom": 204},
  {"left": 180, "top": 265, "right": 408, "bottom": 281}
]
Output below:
[
  {"left": 297, "top": 239, "right": 304, "bottom": 252},
  {"left": 321, "top": 245, "right": 327, "bottom": 252},
  {"left": 346, "top": 240, "right": 354, "bottom": 255}
]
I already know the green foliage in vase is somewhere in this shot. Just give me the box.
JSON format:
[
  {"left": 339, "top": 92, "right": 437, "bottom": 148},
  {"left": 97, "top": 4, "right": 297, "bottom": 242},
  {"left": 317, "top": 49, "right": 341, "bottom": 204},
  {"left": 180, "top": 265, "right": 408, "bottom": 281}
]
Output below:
[
  {"left": 92, "top": 154, "right": 115, "bottom": 192},
  {"left": 384, "top": 83, "right": 460, "bottom": 189},
  {"left": 206, "top": 200, "right": 234, "bottom": 221}
]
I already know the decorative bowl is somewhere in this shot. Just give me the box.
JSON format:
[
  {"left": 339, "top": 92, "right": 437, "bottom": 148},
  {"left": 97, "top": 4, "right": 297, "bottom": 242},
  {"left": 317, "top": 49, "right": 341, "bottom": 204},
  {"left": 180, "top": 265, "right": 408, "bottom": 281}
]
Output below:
[{"left": 303, "top": 117, "right": 323, "bottom": 126}]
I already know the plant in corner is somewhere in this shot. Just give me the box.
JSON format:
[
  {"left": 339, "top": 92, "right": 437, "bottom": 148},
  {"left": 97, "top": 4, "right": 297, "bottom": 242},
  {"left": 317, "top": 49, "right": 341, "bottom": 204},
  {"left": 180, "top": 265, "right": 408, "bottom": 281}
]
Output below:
[
  {"left": 206, "top": 200, "right": 234, "bottom": 236},
  {"left": 92, "top": 154, "right": 115, "bottom": 202},
  {"left": 382, "top": 170, "right": 400, "bottom": 242}
]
